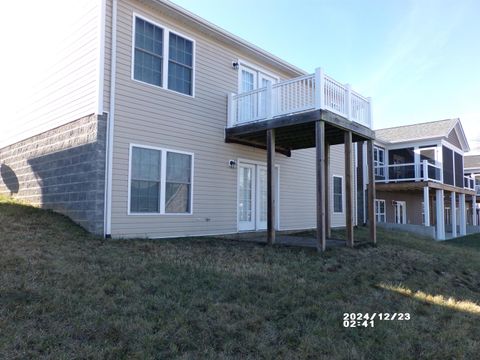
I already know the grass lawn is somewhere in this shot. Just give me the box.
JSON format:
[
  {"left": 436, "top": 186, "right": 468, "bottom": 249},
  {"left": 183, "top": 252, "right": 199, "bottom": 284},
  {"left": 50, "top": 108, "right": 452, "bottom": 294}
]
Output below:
[{"left": 1, "top": 196, "right": 480, "bottom": 359}]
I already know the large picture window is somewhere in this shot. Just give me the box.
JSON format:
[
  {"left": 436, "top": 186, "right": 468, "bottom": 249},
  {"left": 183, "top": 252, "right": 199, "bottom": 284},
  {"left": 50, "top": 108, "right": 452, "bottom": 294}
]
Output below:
[
  {"left": 333, "top": 176, "right": 343, "bottom": 213},
  {"left": 133, "top": 15, "right": 194, "bottom": 96},
  {"left": 129, "top": 145, "right": 193, "bottom": 214}
]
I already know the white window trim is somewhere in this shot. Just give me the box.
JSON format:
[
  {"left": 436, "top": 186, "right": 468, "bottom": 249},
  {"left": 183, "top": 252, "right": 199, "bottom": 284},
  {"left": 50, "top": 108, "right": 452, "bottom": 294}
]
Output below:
[
  {"left": 127, "top": 143, "right": 194, "bottom": 216},
  {"left": 332, "top": 175, "right": 344, "bottom": 214},
  {"left": 375, "top": 199, "right": 386, "bottom": 223},
  {"left": 131, "top": 12, "right": 196, "bottom": 98}
]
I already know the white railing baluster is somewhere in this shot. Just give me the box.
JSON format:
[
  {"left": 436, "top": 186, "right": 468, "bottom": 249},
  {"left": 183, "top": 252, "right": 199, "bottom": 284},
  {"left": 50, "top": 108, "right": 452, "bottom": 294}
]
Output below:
[
  {"left": 227, "top": 68, "right": 372, "bottom": 128},
  {"left": 345, "top": 84, "right": 352, "bottom": 120}
]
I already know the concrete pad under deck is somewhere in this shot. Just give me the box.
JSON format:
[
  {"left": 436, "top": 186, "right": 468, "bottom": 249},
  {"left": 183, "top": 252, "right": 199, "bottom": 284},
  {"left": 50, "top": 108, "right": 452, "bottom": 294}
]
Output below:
[{"left": 222, "top": 231, "right": 361, "bottom": 249}]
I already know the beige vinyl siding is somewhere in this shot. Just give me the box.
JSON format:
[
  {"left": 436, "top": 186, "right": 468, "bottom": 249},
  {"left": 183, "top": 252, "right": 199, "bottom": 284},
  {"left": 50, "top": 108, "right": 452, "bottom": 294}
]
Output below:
[
  {"left": 1, "top": 0, "right": 102, "bottom": 148},
  {"left": 109, "top": 0, "right": 314, "bottom": 238}
]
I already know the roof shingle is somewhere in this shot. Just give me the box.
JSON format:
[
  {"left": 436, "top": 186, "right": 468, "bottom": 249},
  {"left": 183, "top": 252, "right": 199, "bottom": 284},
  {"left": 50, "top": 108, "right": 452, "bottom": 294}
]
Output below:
[{"left": 375, "top": 119, "right": 458, "bottom": 143}]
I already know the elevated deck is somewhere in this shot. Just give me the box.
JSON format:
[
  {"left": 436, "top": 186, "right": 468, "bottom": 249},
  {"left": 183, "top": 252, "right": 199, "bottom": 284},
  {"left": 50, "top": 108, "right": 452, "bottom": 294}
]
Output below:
[
  {"left": 224, "top": 67, "right": 377, "bottom": 250},
  {"left": 225, "top": 68, "right": 375, "bottom": 156}
]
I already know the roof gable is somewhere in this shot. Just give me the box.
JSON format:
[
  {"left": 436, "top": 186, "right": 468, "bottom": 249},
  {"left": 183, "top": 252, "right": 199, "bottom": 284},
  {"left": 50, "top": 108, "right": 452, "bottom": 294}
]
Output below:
[{"left": 375, "top": 118, "right": 470, "bottom": 151}]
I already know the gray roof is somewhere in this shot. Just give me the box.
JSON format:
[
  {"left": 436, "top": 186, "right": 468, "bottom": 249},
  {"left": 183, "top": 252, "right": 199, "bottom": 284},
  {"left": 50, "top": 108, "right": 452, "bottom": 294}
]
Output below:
[
  {"left": 375, "top": 119, "right": 458, "bottom": 143},
  {"left": 464, "top": 155, "right": 480, "bottom": 169}
]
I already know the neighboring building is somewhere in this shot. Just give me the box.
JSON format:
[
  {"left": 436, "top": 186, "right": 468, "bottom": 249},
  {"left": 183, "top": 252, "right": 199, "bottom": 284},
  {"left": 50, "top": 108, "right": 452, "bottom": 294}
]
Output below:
[
  {"left": 372, "top": 119, "right": 478, "bottom": 240},
  {"left": 0, "top": 0, "right": 375, "bottom": 247},
  {"left": 464, "top": 154, "right": 480, "bottom": 224}
]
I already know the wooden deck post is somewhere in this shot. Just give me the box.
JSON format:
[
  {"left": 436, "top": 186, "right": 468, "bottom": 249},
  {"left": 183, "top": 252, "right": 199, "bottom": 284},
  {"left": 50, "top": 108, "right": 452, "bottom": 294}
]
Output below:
[
  {"left": 345, "top": 131, "right": 354, "bottom": 247},
  {"left": 267, "top": 129, "right": 276, "bottom": 245},
  {"left": 367, "top": 140, "right": 376, "bottom": 244},
  {"left": 316, "top": 121, "right": 326, "bottom": 252},
  {"left": 325, "top": 141, "right": 331, "bottom": 238}
]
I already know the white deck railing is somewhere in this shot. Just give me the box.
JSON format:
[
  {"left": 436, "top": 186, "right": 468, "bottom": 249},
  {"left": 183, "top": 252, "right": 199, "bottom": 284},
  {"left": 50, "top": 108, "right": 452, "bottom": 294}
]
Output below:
[
  {"left": 374, "top": 161, "right": 442, "bottom": 184},
  {"left": 375, "top": 160, "right": 477, "bottom": 191},
  {"left": 227, "top": 68, "right": 372, "bottom": 128}
]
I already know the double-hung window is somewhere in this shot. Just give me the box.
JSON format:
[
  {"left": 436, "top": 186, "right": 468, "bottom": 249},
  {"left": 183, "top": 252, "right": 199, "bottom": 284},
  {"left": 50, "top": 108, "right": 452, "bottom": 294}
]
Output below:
[
  {"left": 130, "top": 145, "right": 193, "bottom": 214},
  {"left": 374, "top": 147, "right": 385, "bottom": 177},
  {"left": 375, "top": 199, "right": 386, "bottom": 223},
  {"left": 333, "top": 176, "right": 343, "bottom": 213},
  {"left": 133, "top": 15, "right": 194, "bottom": 96}
]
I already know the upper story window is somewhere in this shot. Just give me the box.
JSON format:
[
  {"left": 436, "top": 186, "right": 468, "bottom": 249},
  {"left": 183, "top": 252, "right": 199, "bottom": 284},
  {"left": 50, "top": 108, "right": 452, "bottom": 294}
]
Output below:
[
  {"left": 133, "top": 15, "right": 194, "bottom": 96},
  {"left": 168, "top": 33, "right": 193, "bottom": 95},
  {"left": 374, "top": 146, "right": 385, "bottom": 177},
  {"left": 129, "top": 145, "right": 193, "bottom": 215}
]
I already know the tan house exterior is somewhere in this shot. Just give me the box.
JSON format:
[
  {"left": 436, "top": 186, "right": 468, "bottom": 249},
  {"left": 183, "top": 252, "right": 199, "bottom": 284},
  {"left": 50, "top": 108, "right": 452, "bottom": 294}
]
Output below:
[{"left": 0, "top": 0, "right": 375, "bottom": 244}]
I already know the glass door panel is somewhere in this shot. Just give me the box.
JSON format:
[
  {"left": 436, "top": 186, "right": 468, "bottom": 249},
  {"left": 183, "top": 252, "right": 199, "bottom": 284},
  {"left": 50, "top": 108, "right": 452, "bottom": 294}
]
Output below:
[{"left": 238, "top": 164, "right": 256, "bottom": 230}]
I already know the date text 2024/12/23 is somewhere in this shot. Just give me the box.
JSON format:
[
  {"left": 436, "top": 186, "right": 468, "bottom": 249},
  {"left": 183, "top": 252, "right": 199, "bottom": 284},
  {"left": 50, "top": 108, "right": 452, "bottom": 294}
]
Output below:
[{"left": 343, "top": 313, "right": 411, "bottom": 328}]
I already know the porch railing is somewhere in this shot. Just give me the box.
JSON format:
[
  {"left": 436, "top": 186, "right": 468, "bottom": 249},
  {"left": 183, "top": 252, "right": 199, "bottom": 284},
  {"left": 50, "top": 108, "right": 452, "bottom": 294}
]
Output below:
[
  {"left": 374, "top": 160, "right": 441, "bottom": 183},
  {"left": 227, "top": 68, "right": 372, "bottom": 128},
  {"left": 375, "top": 161, "right": 477, "bottom": 190}
]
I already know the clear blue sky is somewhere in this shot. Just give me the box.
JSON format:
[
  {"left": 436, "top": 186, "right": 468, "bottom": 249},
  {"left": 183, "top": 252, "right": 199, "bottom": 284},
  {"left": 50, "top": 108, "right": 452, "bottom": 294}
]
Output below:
[{"left": 173, "top": 0, "right": 480, "bottom": 150}]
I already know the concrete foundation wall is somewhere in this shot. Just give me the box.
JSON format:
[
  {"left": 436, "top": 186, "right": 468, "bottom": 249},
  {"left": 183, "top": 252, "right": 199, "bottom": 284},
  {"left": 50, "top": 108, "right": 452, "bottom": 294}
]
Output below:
[
  {"left": 467, "top": 225, "right": 480, "bottom": 235},
  {"left": 0, "top": 114, "right": 107, "bottom": 235},
  {"left": 377, "top": 222, "right": 436, "bottom": 239}
]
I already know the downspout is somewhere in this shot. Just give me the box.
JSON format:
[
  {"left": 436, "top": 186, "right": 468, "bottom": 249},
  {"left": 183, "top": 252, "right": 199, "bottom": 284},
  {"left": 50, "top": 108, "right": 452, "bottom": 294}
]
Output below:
[{"left": 104, "top": 0, "right": 118, "bottom": 238}]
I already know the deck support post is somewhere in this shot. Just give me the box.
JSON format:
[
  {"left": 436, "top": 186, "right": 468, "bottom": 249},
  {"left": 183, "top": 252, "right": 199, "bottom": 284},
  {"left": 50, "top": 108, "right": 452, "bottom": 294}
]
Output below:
[
  {"left": 316, "top": 121, "right": 326, "bottom": 252},
  {"left": 435, "top": 189, "right": 445, "bottom": 240},
  {"left": 423, "top": 187, "right": 430, "bottom": 227},
  {"left": 459, "top": 193, "right": 466, "bottom": 236},
  {"left": 325, "top": 141, "right": 331, "bottom": 238},
  {"left": 451, "top": 192, "right": 457, "bottom": 238},
  {"left": 345, "top": 131, "right": 354, "bottom": 247},
  {"left": 267, "top": 129, "right": 276, "bottom": 245},
  {"left": 367, "top": 140, "right": 376, "bottom": 244}
]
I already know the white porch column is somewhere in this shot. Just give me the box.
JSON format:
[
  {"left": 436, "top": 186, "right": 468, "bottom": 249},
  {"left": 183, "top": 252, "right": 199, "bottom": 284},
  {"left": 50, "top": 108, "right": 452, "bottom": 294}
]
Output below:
[
  {"left": 472, "top": 196, "right": 477, "bottom": 226},
  {"left": 459, "top": 193, "right": 467, "bottom": 236},
  {"left": 451, "top": 192, "right": 457, "bottom": 237},
  {"left": 423, "top": 187, "right": 430, "bottom": 226},
  {"left": 435, "top": 189, "right": 445, "bottom": 240}
]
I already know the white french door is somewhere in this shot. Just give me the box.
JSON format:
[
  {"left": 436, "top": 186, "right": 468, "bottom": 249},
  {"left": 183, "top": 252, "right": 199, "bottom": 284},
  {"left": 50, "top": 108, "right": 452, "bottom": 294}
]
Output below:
[
  {"left": 394, "top": 201, "right": 407, "bottom": 224},
  {"left": 258, "top": 73, "right": 276, "bottom": 118},
  {"left": 238, "top": 67, "right": 257, "bottom": 122},
  {"left": 239, "top": 64, "right": 278, "bottom": 122},
  {"left": 238, "top": 162, "right": 278, "bottom": 231},
  {"left": 238, "top": 163, "right": 256, "bottom": 231}
]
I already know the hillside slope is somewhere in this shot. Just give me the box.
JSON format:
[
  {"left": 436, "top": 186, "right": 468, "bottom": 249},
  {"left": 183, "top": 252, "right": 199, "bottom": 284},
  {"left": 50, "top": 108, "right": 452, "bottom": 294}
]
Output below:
[{"left": 1, "top": 196, "right": 480, "bottom": 358}]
